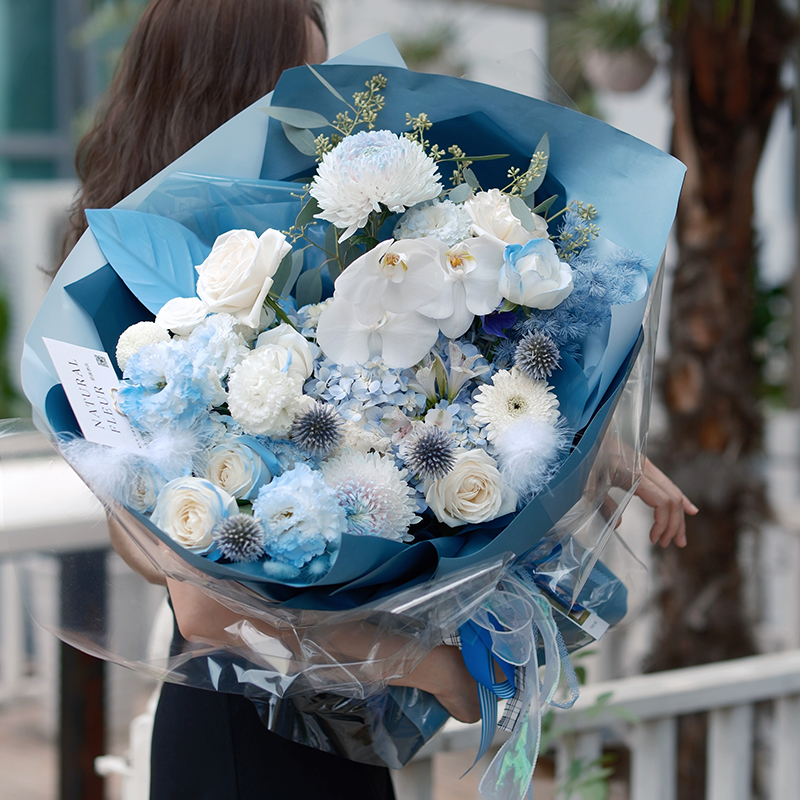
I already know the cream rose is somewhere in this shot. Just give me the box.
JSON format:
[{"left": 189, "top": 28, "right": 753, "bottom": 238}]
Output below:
[
  {"left": 255, "top": 323, "right": 318, "bottom": 381},
  {"left": 151, "top": 477, "right": 237, "bottom": 552},
  {"left": 425, "top": 449, "right": 517, "bottom": 527},
  {"left": 204, "top": 440, "right": 271, "bottom": 500},
  {"left": 155, "top": 297, "right": 209, "bottom": 335},
  {"left": 499, "top": 239, "right": 573, "bottom": 309},
  {"left": 195, "top": 228, "right": 291, "bottom": 328},
  {"left": 465, "top": 188, "right": 548, "bottom": 245}
]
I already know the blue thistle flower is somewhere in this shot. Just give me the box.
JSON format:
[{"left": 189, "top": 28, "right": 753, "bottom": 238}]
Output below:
[
  {"left": 212, "top": 514, "right": 267, "bottom": 562},
  {"left": 291, "top": 402, "right": 344, "bottom": 457},
  {"left": 404, "top": 426, "right": 457, "bottom": 480},
  {"left": 515, "top": 332, "right": 561, "bottom": 380}
]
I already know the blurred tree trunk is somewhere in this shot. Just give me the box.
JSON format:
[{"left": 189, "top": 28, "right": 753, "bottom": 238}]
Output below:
[{"left": 650, "top": 2, "right": 794, "bottom": 796}]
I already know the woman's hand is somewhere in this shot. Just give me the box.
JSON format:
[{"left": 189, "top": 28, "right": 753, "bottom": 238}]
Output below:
[
  {"left": 634, "top": 457, "right": 698, "bottom": 549},
  {"left": 389, "top": 645, "right": 480, "bottom": 723}
]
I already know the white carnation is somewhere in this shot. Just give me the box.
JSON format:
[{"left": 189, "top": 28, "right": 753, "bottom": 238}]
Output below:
[
  {"left": 310, "top": 130, "right": 442, "bottom": 240},
  {"left": 227, "top": 347, "right": 304, "bottom": 437},
  {"left": 116, "top": 321, "right": 170, "bottom": 372}
]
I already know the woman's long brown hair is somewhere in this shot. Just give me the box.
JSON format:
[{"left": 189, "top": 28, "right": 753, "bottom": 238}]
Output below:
[{"left": 59, "top": 0, "right": 324, "bottom": 266}]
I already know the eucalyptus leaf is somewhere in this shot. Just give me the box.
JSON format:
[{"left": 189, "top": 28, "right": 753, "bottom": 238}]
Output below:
[
  {"left": 531, "top": 194, "right": 558, "bottom": 216},
  {"left": 306, "top": 64, "right": 347, "bottom": 103},
  {"left": 459, "top": 153, "right": 509, "bottom": 162},
  {"left": 463, "top": 168, "right": 481, "bottom": 190},
  {"left": 280, "top": 250, "right": 305, "bottom": 298},
  {"left": 296, "top": 195, "right": 321, "bottom": 229},
  {"left": 449, "top": 183, "right": 473, "bottom": 204},
  {"left": 282, "top": 123, "right": 318, "bottom": 157},
  {"left": 324, "top": 220, "right": 338, "bottom": 258},
  {"left": 262, "top": 105, "right": 329, "bottom": 128},
  {"left": 509, "top": 195, "right": 538, "bottom": 232},
  {"left": 270, "top": 251, "right": 295, "bottom": 297},
  {"left": 522, "top": 132, "right": 549, "bottom": 196},
  {"left": 295, "top": 265, "right": 323, "bottom": 308}
]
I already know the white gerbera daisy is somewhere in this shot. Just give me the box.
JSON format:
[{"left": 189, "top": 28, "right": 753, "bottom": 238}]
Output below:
[
  {"left": 322, "top": 451, "right": 420, "bottom": 542},
  {"left": 472, "top": 368, "right": 559, "bottom": 442},
  {"left": 309, "top": 130, "right": 442, "bottom": 240}
]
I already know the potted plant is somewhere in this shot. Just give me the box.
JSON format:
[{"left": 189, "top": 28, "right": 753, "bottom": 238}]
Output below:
[{"left": 563, "top": 1, "right": 657, "bottom": 93}]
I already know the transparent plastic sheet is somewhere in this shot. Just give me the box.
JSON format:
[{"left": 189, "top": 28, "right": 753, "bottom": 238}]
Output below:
[{"left": 12, "top": 38, "right": 685, "bottom": 795}]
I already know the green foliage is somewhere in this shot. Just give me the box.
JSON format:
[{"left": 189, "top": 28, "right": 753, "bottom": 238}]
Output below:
[
  {"left": 571, "top": 1, "right": 650, "bottom": 52},
  {"left": 0, "top": 284, "right": 24, "bottom": 418}
]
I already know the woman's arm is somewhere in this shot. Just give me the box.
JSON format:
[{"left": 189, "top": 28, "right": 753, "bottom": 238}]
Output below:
[
  {"left": 107, "top": 511, "right": 167, "bottom": 585},
  {"left": 167, "top": 576, "right": 480, "bottom": 722}
]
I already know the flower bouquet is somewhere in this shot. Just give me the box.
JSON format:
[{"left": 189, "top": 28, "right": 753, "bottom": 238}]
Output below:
[{"left": 15, "top": 36, "right": 684, "bottom": 799}]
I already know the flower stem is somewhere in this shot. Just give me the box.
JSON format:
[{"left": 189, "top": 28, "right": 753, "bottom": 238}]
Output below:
[{"left": 265, "top": 295, "right": 298, "bottom": 330}]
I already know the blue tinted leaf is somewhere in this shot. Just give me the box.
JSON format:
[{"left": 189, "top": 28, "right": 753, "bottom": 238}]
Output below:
[{"left": 85, "top": 209, "right": 208, "bottom": 314}]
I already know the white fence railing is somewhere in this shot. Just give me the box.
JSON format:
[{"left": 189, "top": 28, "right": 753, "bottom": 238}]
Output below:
[{"left": 396, "top": 649, "right": 800, "bottom": 800}]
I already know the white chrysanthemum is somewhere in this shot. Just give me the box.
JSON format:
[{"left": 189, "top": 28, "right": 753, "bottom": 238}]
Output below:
[
  {"left": 472, "top": 368, "right": 560, "bottom": 442},
  {"left": 227, "top": 348, "right": 304, "bottom": 436},
  {"left": 322, "top": 451, "right": 420, "bottom": 542},
  {"left": 310, "top": 130, "right": 442, "bottom": 240},
  {"left": 116, "top": 321, "right": 169, "bottom": 371},
  {"left": 394, "top": 199, "right": 473, "bottom": 246}
]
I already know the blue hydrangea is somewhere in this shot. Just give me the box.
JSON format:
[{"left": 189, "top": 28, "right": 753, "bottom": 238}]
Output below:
[
  {"left": 118, "top": 340, "right": 226, "bottom": 433},
  {"left": 305, "top": 358, "right": 427, "bottom": 431}
]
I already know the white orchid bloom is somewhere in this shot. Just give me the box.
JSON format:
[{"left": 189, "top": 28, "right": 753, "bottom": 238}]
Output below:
[
  {"left": 316, "top": 296, "right": 439, "bottom": 369},
  {"left": 416, "top": 236, "right": 506, "bottom": 338},
  {"left": 333, "top": 238, "right": 444, "bottom": 326}
]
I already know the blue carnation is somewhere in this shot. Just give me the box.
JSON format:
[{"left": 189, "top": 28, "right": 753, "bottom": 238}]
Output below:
[{"left": 252, "top": 463, "right": 346, "bottom": 569}]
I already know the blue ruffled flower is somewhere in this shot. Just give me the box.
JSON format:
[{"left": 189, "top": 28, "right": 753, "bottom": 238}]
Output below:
[
  {"left": 252, "top": 463, "right": 346, "bottom": 568},
  {"left": 118, "top": 340, "right": 226, "bottom": 433}
]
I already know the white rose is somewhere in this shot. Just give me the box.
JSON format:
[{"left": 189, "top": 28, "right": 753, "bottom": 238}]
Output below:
[
  {"left": 425, "top": 449, "right": 517, "bottom": 527},
  {"left": 155, "top": 297, "right": 209, "bottom": 336},
  {"left": 255, "top": 323, "right": 318, "bottom": 381},
  {"left": 465, "top": 189, "right": 548, "bottom": 245},
  {"left": 498, "top": 239, "right": 573, "bottom": 309},
  {"left": 125, "top": 468, "right": 166, "bottom": 514},
  {"left": 151, "top": 477, "right": 237, "bottom": 552},
  {"left": 195, "top": 228, "right": 291, "bottom": 328},
  {"left": 204, "top": 440, "right": 271, "bottom": 500}
]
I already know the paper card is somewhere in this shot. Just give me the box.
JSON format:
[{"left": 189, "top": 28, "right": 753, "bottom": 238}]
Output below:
[{"left": 43, "top": 338, "right": 143, "bottom": 450}]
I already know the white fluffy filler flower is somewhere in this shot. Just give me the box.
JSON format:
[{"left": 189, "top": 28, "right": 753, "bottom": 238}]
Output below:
[
  {"left": 322, "top": 451, "right": 420, "bottom": 542},
  {"left": 472, "top": 368, "right": 560, "bottom": 442},
  {"left": 310, "top": 130, "right": 442, "bottom": 240},
  {"left": 493, "top": 417, "right": 571, "bottom": 503},
  {"left": 394, "top": 199, "right": 473, "bottom": 246},
  {"left": 116, "top": 321, "right": 169, "bottom": 372},
  {"left": 227, "top": 347, "right": 304, "bottom": 436}
]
